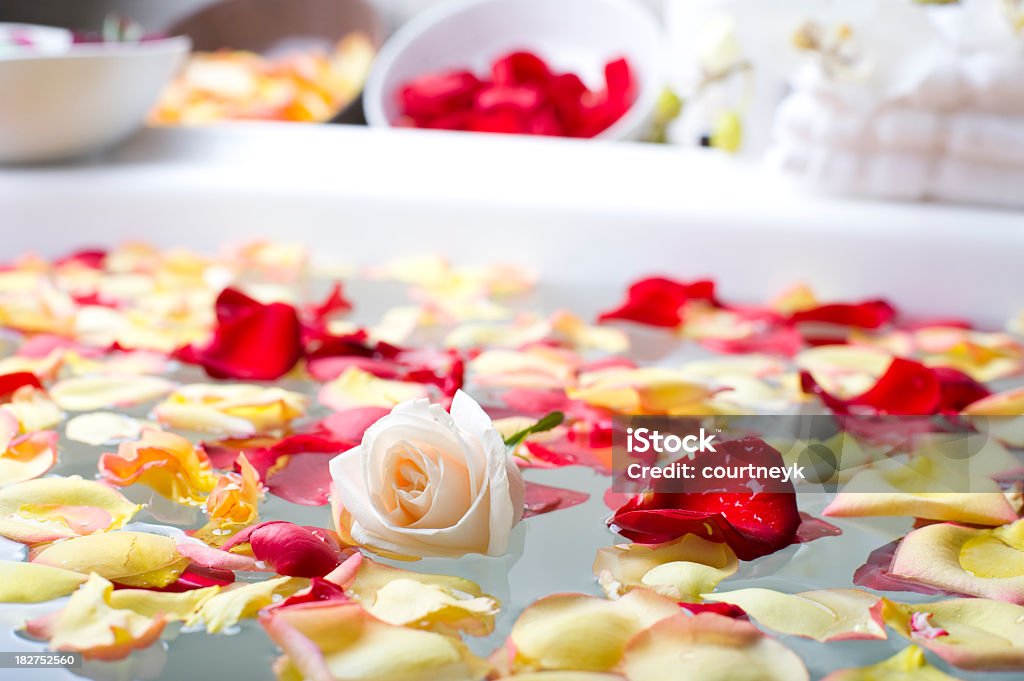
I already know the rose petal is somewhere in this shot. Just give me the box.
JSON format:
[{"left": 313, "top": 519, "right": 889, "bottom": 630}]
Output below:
[
  {"left": 24, "top": 574, "right": 165, "bottom": 661},
  {"left": 222, "top": 521, "right": 346, "bottom": 577},
  {"left": 568, "top": 367, "right": 716, "bottom": 415},
  {"left": 702, "top": 588, "right": 886, "bottom": 642},
  {"left": 0, "top": 560, "right": 88, "bottom": 602},
  {"left": 154, "top": 383, "right": 308, "bottom": 436},
  {"left": 610, "top": 438, "right": 802, "bottom": 561},
  {"left": 188, "top": 575, "right": 306, "bottom": 633},
  {"left": 853, "top": 541, "right": 960, "bottom": 597},
  {"left": 523, "top": 482, "right": 589, "bottom": 519},
  {"left": 100, "top": 429, "right": 217, "bottom": 505},
  {"left": 598, "top": 278, "right": 716, "bottom": 329},
  {"left": 0, "top": 475, "right": 139, "bottom": 543},
  {"left": 593, "top": 534, "right": 737, "bottom": 601},
  {"left": 201, "top": 453, "right": 263, "bottom": 536},
  {"left": 360, "top": 577, "right": 499, "bottom": 636},
  {"left": 32, "top": 530, "right": 189, "bottom": 588},
  {"left": 176, "top": 287, "right": 303, "bottom": 380},
  {"left": 821, "top": 645, "right": 963, "bottom": 681},
  {"left": 507, "top": 589, "right": 680, "bottom": 673},
  {"left": 65, "top": 412, "right": 153, "bottom": 446},
  {"left": 0, "top": 430, "right": 57, "bottom": 485},
  {"left": 882, "top": 598, "right": 1024, "bottom": 671},
  {"left": 49, "top": 374, "right": 174, "bottom": 411},
  {"left": 318, "top": 366, "right": 432, "bottom": 411},
  {"left": 620, "top": 612, "right": 809, "bottom": 681},
  {"left": 108, "top": 585, "right": 220, "bottom": 619},
  {"left": 1, "top": 385, "right": 63, "bottom": 432},
  {"left": 261, "top": 601, "right": 489, "bottom": 681},
  {"left": 889, "top": 520, "right": 1024, "bottom": 603}
]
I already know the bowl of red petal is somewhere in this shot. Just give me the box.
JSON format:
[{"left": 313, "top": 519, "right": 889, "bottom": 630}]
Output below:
[{"left": 363, "top": 0, "right": 666, "bottom": 139}]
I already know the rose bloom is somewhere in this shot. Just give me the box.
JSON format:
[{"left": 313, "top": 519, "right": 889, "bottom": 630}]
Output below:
[{"left": 329, "top": 391, "right": 525, "bottom": 558}]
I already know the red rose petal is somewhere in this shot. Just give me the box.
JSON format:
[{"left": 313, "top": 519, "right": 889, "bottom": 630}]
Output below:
[
  {"left": 276, "top": 577, "right": 348, "bottom": 609},
  {"left": 491, "top": 51, "right": 551, "bottom": 86},
  {"left": 399, "top": 70, "right": 481, "bottom": 121},
  {"left": 177, "top": 288, "right": 302, "bottom": 381},
  {"left": 55, "top": 248, "right": 107, "bottom": 270},
  {"left": 794, "top": 513, "right": 842, "bottom": 544},
  {"left": 609, "top": 438, "right": 802, "bottom": 561},
  {"left": 303, "top": 283, "right": 352, "bottom": 329},
  {"left": 932, "top": 366, "right": 991, "bottom": 413},
  {"left": 474, "top": 84, "right": 544, "bottom": 114},
  {"left": 223, "top": 521, "right": 346, "bottom": 578},
  {"left": 679, "top": 602, "right": 747, "bottom": 618},
  {"left": 788, "top": 300, "right": 896, "bottom": 329},
  {"left": 0, "top": 372, "right": 42, "bottom": 400},
  {"left": 801, "top": 357, "right": 943, "bottom": 416},
  {"left": 599, "top": 277, "right": 717, "bottom": 328}
]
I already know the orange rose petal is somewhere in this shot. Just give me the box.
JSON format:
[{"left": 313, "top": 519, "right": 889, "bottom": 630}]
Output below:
[
  {"left": 0, "top": 430, "right": 58, "bottom": 485},
  {"left": 99, "top": 429, "right": 217, "bottom": 505},
  {"left": 197, "top": 453, "right": 264, "bottom": 542}
]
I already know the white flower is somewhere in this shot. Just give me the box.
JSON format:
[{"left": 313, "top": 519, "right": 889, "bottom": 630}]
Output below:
[{"left": 328, "top": 390, "right": 525, "bottom": 558}]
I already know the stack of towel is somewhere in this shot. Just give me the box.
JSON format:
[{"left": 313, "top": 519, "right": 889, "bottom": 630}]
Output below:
[{"left": 771, "top": 0, "right": 1024, "bottom": 207}]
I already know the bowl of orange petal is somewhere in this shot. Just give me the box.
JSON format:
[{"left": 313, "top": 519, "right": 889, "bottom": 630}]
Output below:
[{"left": 151, "top": 0, "right": 383, "bottom": 124}]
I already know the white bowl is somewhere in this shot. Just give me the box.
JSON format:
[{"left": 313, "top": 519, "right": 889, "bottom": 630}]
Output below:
[
  {"left": 0, "top": 34, "right": 190, "bottom": 164},
  {"left": 364, "top": 0, "right": 666, "bottom": 140}
]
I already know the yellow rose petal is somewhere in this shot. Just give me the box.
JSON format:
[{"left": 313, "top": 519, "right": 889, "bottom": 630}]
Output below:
[
  {"left": 24, "top": 574, "right": 166, "bottom": 661},
  {"left": 65, "top": 412, "right": 153, "bottom": 446},
  {"left": 890, "top": 520, "right": 1024, "bottom": 603},
  {"left": 189, "top": 576, "right": 306, "bottom": 633},
  {"left": 0, "top": 560, "right": 88, "bottom": 602},
  {"left": 702, "top": 588, "right": 886, "bottom": 642},
  {"left": 262, "top": 601, "right": 489, "bottom": 681},
  {"left": 154, "top": 383, "right": 308, "bottom": 436},
  {"left": 883, "top": 598, "right": 1024, "bottom": 671},
  {"left": 1, "top": 386, "right": 64, "bottom": 432},
  {"left": 109, "top": 586, "right": 221, "bottom": 620},
  {"left": 621, "top": 612, "right": 809, "bottom": 681},
  {"left": 508, "top": 589, "right": 680, "bottom": 673},
  {"left": 49, "top": 374, "right": 175, "bottom": 411},
  {"left": 0, "top": 475, "right": 139, "bottom": 544},
  {"left": 593, "top": 534, "right": 737, "bottom": 601},
  {"left": 33, "top": 531, "right": 189, "bottom": 588},
  {"left": 363, "top": 578, "right": 498, "bottom": 637},
  {"left": 821, "top": 646, "right": 964, "bottom": 681},
  {"left": 318, "top": 366, "right": 431, "bottom": 411}
]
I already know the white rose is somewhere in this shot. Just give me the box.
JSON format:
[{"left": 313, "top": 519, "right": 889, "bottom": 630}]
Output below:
[{"left": 328, "top": 390, "right": 525, "bottom": 558}]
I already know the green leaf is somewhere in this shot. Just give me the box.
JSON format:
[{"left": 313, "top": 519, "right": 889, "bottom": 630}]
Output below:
[{"left": 503, "top": 411, "right": 564, "bottom": 448}]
